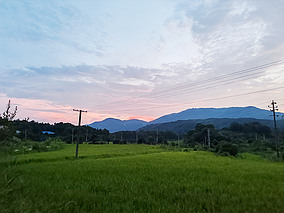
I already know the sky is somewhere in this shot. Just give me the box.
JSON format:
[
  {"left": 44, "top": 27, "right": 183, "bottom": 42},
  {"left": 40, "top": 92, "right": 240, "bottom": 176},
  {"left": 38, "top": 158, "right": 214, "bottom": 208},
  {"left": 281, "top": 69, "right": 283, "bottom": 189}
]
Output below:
[{"left": 1, "top": 0, "right": 284, "bottom": 125}]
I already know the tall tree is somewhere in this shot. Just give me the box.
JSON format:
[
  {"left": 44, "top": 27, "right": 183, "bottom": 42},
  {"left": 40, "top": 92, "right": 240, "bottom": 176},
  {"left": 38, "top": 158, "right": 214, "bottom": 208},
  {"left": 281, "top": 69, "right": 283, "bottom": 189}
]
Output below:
[{"left": 0, "top": 100, "right": 18, "bottom": 142}]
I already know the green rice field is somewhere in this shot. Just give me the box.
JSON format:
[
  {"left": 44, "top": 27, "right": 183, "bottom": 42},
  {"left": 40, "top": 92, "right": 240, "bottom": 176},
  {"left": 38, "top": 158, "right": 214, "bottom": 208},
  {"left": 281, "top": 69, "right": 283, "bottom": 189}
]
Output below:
[{"left": 1, "top": 144, "right": 284, "bottom": 212}]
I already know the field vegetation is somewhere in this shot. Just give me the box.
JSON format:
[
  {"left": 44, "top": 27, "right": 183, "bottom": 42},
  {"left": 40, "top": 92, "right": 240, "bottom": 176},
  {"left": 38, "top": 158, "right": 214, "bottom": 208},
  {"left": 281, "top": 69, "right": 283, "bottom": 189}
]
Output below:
[
  {"left": 1, "top": 144, "right": 284, "bottom": 213},
  {"left": 1, "top": 101, "right": 283, "bottom": 212}
]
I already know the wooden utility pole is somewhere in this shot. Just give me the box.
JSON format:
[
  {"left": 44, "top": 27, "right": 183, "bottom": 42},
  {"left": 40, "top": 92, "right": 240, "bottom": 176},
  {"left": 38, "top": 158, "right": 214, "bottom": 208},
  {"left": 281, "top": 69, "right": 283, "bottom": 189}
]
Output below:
[
  {"left": 85, "top": 130, "right": 88, "bottom": 143},
  {"left": 73, "top": 109, "right": 87, "bottom": 158},
  {"left": 136, "top": 131, "right": 138, "bottom": 143},
  {"left": 268, "top": 100, "right": 279, "bottom": 158},
  {"left": 71, "top": 128, "right": 74, "bottom": 144},
  {"left": 207, "top": 129, "right": 211, "bottom": 148},
  {"left": 156, "top": 131, "right": 159, "bottom": 144}
]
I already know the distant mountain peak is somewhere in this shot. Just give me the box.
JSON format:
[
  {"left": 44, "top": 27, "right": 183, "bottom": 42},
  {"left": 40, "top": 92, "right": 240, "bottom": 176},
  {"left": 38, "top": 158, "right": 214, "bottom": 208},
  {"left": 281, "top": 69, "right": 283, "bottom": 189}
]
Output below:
[
  {"left": 88, "top": 118, "right": 147, "bottom": 133},
  {"left": 149, "top": 106, "right": 282, "bottom": 124},
  {"left": 88, "top": 106, "right": 283, "bottom": 132}
]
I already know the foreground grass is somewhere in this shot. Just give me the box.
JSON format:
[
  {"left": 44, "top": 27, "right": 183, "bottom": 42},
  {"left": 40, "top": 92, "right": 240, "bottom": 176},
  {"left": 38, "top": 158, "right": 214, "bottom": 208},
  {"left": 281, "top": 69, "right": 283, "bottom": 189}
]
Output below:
[{"left": 1, "top": 144, "right": 284, "bottom": 212}]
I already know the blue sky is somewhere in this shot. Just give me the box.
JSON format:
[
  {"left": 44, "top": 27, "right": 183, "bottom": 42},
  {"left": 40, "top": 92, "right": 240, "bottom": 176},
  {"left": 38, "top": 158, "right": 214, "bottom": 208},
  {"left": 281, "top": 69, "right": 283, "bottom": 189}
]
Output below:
[{"left": 0, "top": 0, "right": 284, "bottom": 124}]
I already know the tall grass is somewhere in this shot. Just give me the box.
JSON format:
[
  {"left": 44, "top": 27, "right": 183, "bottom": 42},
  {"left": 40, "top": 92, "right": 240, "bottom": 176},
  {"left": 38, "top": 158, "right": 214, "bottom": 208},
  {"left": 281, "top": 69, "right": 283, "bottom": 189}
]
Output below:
[
  {"left": 0, "top": 153, "right": 27, "bottom": 213},
  {"left": 2, "top": 144, "right": 284, "bottom": 212}
]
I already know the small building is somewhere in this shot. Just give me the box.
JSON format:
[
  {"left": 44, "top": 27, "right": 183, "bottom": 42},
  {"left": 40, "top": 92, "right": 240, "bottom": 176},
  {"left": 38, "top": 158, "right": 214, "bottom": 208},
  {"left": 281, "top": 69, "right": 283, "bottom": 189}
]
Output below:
[{"left": 42, "top": 131, "right": 55, "bottom": 135}]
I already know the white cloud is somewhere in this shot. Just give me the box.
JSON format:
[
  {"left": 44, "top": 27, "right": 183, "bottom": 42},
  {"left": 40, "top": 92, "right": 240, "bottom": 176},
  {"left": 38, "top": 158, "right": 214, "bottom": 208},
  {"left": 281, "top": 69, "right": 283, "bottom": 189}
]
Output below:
[{"left": 118, "top": 78, "right": 154, "bottom": 87}]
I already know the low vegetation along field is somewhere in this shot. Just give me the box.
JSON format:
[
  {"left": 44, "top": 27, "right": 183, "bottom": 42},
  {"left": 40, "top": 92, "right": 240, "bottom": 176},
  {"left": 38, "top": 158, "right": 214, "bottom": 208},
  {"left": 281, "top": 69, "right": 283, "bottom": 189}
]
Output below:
[{"left": 1, "top": 144, "right": 284, "bottom": 212}]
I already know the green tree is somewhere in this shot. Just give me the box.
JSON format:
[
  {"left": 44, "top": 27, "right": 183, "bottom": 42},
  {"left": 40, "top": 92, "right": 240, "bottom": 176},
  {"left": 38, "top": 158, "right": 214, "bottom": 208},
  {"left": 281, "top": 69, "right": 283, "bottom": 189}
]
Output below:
[
  {"left": 184, "top": 123, "right": 224, "bottom": 147},
  {"left": 0, "top": 100, "right": 18, "bottom": 143}
]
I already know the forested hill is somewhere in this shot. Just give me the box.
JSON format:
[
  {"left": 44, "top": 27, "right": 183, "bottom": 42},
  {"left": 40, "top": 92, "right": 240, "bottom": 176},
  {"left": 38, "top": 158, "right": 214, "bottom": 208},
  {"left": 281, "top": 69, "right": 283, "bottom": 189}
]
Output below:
[
  {"left": 139, "top": 118, "right": 284, "bottom": 135},
  {"left": 149, "top": 106, "right": 284, "bottom": 124},
  {"left": 89, "top": 118, "right": 147, "bottom": 133},
  {"left": 88, "top": 106, "right": 284, "bottom": 132}
]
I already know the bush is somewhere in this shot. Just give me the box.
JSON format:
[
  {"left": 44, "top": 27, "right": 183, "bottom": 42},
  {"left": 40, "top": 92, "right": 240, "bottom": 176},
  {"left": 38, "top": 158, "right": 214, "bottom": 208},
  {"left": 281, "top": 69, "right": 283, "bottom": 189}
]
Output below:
[
  {"left": 193, "top": 144, "right": 208, "bottom": 151},
  {"left": 44, "top": 138, "right": 64, "bottom": 151},
  {"left": 168, "top": 141, "right": 178, "bottom": 147},
  {"left": 119, "top": 140, "right": 127, "bottom": 144},
  {"left": 31, "top": 142, "right": 48, "bottom": 152},
  {"left": 92, "top": 141, "right": 108, "bottom": 145},
  {"left": 216, "top": 141, "right": 239, "bottom": 156},
  {"left": 10, "top": 138, "right": 65, "bottom": 154}
]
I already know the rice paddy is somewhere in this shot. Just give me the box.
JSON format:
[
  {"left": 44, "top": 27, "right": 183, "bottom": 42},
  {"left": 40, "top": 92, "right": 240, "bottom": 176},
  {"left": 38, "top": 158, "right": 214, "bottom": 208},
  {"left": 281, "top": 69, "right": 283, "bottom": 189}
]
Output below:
[{"left": 1, "top": 144, "right": 283, "bottom": 212}]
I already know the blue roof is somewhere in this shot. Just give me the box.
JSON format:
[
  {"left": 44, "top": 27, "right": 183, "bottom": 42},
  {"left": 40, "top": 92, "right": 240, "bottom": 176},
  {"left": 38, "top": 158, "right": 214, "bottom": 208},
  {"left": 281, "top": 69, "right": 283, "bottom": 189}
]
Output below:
[{"left": 42, "top": 131, "right": 55, "bottom": 135}]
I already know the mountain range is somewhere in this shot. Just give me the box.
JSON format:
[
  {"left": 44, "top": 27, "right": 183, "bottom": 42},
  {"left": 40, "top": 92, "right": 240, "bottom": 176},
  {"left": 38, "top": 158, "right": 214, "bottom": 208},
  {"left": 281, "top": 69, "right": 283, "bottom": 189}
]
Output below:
[
  {"left": 139, "top": 118, "right": 284, "bottom": 135},
  {"left": 89, "top": 118, "right": 147, "bottom": 133},
  {"left": 88, "top": 106, "right": 284, "bottom": 133}
]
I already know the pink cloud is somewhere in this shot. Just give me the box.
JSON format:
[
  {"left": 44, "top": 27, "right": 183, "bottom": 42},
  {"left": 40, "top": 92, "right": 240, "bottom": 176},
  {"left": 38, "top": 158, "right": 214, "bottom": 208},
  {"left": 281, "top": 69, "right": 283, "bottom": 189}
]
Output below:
[{"left": 0, "top": 93, "right": 139, "bottom": 125}]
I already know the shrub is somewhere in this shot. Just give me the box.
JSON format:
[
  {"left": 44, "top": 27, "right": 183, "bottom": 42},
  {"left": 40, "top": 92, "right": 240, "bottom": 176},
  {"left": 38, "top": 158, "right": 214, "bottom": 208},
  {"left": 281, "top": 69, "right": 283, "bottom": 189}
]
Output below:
[
  {"left": 31, "top": 142, "right": 48, "bottom": 152},
  {"left": 119, "top": 140, "right": 127, "bottom": 144},
  {"left": 169, "top": 141, "right": 178, "bottom": 147},
  {"left": 216, "top": 141, "right": 239, "bottom": 156},
  {"left": 10, "top": 138, "right": 65, "bottom": 154},
  {"left": 193, "top": 144, "right": 208, "bottom": 151},
  {"left": 45, "top": 138, "right": 64, "bottom": 151},
  {"left": 92, "top": 141, "right": 108, "bottom": 145},
  {"left": 112, "top": 140, "right": 120, "bottom": 144}
]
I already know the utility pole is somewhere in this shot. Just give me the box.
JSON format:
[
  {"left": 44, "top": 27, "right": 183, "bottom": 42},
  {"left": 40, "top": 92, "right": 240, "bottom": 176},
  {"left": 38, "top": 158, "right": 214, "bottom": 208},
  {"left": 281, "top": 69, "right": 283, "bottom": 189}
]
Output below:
[
  {"left": 24, "top": 130, "right": 27, "bottom": 140},
  {"left": 207, "top": 129, "right": 211, "bottom": 148},
  {"left": 268, "top": 100, "right": 279, "bottom": 158},
  {"left": 136, "top": 131, "right": 138, "bottom": 143},
  {"left": 71, "top": 128, "right": 74, "bottom": 144},
  {"left": 85, "top": 130, "right": 88, "bottom": 143},
  {"left": 156, "top": 131, "right": 159, "bottom": 144},
  {"left": 73, "top": 109, "right": 87, "bottom": 158}
]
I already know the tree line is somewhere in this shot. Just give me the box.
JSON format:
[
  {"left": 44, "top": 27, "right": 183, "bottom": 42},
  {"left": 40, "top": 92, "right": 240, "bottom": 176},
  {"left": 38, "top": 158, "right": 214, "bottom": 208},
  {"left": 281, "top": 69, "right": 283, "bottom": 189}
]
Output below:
[{"left": 1, "top": 100, "right": 283, "bottom": 159}]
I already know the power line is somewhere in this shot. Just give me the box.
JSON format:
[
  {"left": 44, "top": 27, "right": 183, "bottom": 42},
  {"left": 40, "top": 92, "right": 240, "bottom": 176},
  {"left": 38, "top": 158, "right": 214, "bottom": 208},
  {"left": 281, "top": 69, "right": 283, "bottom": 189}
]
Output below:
[
  {"left": 108, "top": 74, "right": 283, "bottom": 112},
  {"left": 134, "top": 60, "right": 283, "bottom": 101},
  {"left": 92, "top": 61, "right": 284, "bottom": 106},
  {"left": 138, "top": 60, "right": 284, "bottom": 100},
  {"left": 96, "top": 86, "right": 284, "bottom": 113},
  {"left": 92, "top": 60, "right": 284, "bottom": 109}
]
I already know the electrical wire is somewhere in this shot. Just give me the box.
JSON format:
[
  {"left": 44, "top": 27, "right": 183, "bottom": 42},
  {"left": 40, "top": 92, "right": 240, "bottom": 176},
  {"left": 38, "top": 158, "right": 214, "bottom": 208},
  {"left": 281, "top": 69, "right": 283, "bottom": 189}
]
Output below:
[
  {"left": 95, "top": 86, "right": 284, "bottom": 113},
  {"left": 92, "top": 60, "right": 284, "bottom": 110}
]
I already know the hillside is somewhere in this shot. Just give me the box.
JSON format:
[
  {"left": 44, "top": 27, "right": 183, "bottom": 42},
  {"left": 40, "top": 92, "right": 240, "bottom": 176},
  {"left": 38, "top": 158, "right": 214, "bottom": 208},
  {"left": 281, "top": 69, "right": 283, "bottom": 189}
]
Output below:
[
  {"left": 88, "top": 106, "right": 284, "bottom": 133},
  {"left": 88, "top": 118, "right": 147, "bottom": 133},
  {"left": 139, "top": 118, "right": 284, "bottom": 135},
  {"left": 149, "top": 106, "right": 284, "bottom": 124}
]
